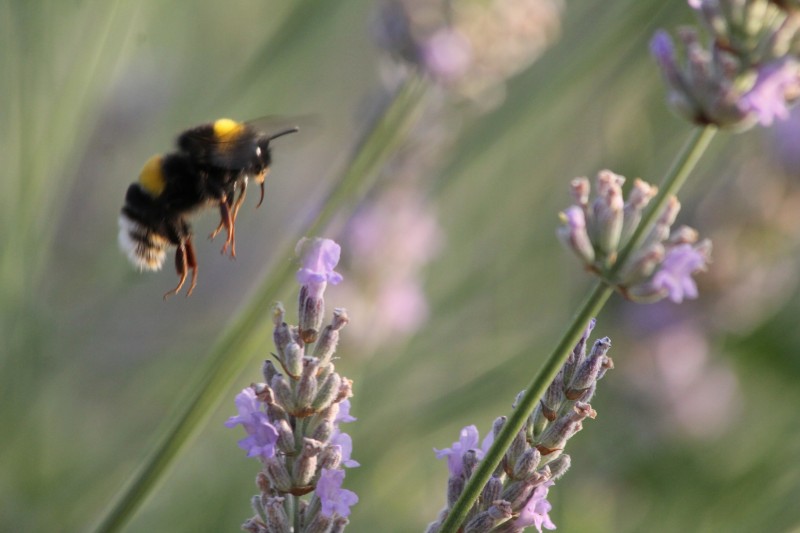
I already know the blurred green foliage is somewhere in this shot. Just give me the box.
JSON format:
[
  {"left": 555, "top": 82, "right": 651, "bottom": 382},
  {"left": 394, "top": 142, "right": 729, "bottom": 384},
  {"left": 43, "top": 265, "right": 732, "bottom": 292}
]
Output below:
[{"left": 2, "top": 1, "right": 800, "bottom": 532}]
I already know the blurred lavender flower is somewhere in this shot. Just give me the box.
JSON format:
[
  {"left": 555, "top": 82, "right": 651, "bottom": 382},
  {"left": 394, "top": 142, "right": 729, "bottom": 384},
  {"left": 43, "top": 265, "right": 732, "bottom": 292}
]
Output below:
[
  {"left": 426, "top": 321, "right": 613, "bottom": 533},
  {"left": 338, "top": 183, "right": 443, "bottom": 354},
  {"left": 228, "top": 238, "right": 357, "bottom": 532},
  {"left": 651, "top": 0, "right": 800, "bottom": 129},
  {"left": 741, "top": 58, "right": 800, "bottom": 126},
  {"left": 373, "top": 0, "right": 563, "bottom": 106},
  {"left": 557, "top": 170, "right": 711, "bottom": 304}
]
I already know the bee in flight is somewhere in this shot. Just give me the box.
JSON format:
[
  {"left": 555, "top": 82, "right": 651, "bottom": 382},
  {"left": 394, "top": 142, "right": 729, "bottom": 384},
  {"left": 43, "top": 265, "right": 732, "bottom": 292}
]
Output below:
[{"left": 118, "top": 118, "right": 298, "bottom": 298}]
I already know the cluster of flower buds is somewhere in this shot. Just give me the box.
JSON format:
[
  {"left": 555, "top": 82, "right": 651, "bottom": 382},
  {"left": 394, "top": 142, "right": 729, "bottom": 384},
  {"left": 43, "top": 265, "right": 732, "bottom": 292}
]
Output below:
[
  {"left": 426, "top": 320, "right": 613, "bottom": 533},
  {"left": 227, "top": 238, "right": 358, "bottom": 533},
  {"left": 373, "top": 0, "right": 563, "bottom": 104},
  {"left": 651, "top": 0, "right": 800, "bottom": 129},
  {"left": 558, "top": 170, "right": 712, "bottom": 303}
]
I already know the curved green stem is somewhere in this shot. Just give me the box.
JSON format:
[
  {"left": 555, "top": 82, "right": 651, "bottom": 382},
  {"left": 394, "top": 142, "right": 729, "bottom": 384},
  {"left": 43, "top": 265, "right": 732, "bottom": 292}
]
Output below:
[
  {"left": 438, "top": 125, "right": 717, "bottom": 533},
  {"left": 91, "top": 76, "right": 427, "bottom": 533}
]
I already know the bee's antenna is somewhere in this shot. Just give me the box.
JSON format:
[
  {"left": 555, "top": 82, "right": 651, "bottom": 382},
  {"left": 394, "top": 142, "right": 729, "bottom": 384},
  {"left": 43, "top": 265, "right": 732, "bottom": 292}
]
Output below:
[{"left": 265, "top": 127, "right": 299, "bottom": 142}]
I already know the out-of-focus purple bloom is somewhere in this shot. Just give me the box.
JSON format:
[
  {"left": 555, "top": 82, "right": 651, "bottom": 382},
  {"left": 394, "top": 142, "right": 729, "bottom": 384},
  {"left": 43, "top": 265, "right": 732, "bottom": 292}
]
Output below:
[
  {"left": 513, "top": 480, "right": 556, "bottom": 532},
  {"left": 225, "top": 388, "right": 279, "bottom": 461},
  {"left": 741, "top": 59, "right": 800, "bottom": 126},
  {"left": 330, "top": 430, "right": 360, "bottom": 468},
  {"left": 688, "top": 0, "right": 701, "bottom": 8},
  {"left": 335, "top": 399, "right": 357, "bottom": 424},
  {"left": 422, "top": 28, "right": 473, "bottom": 82},
  {"left": 296, "top": 238, "right": 344, "bottom": 299},
  {"left": 651, "top": 244, "right": 709, "bottom": 303},
  {"left": 316, "top": 468, "right": 359, "bottom": 518},
  {"left": 433, "top": 425, "right": 494, "bottom": 478}
]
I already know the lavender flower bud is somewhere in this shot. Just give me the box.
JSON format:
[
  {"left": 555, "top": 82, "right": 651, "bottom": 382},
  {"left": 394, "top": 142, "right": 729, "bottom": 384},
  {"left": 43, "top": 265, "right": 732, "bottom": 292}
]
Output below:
[
  {"left": 540, "top": 371, "right": 565, "bottom": 421},
  {"left": 557, "top": 206, "right": 595, "bottom": 265},
  {"left": 512, "top": 448, "right": 542, "bottom": 481},
  {"left": 462, "top": 449, "right": 480, "bottom": 480},
  {"left": 565, "top": 337, "right": 613, "bottom": 400},
  {"left": 313, "top": 308, "right": 349, "bottom": 365},
  {"left": 480, "top": 476, "right": 503, "bottom": 509},
  {"left": 264, "top": 457, "right": 293, "bottom": 493},
  {"left": 311, "top": 419, "right": 334, "bottom": 443},
  {"left": 464, "top": 501, "right": 513, "bottom": 533},
  {"left": 536, "top": 403, "right": 594, "bottom": 456},
  {"left": 256, "top": 472, "right": 271, "bottom": 494},
  {"left": 530, "top": 403, "right": 548, "bottom": 439},
  {"left": 330, "top": 516, "right": 349, "bottom": 533},
  {"left": 569, "top": 177, "right": 591, "bottom": 206},
  {"left": 562, "top": 317, "right": 596, "bottom": 384},
  {"left": 621, "top": 178, "right": 658, "bottom": 243},
  {"left": 303, "top": 513, "right": 333, "bottom": 533},
  {"left": 293, "top": 438, "right": 324, "bottom": 488},
  {"left": 250, "top": 494, "right": 265, "bottom": 520},
  {"left": 263, "top": 496, "right": 290, "bottom": 533},
  {"left": 500, "top": 480, "right": 534, "bottom": 509},
  {"left": 298, "top": 285, "right": 325, "bottom": 344},
  {"left": 274, "top": 418, "right": 295, "bottom": 455},
  {"left": 282, "top": 339, "right": 305, "bottom": 379},
  {"left": 312, "top": 371, "right": 342, "bottom": 412},
  {"left": 447, "top": 476, "right": 466, "bottom": 508},
  {"left": 591, "top": 170, "right": 625, "bottom": 258},
  {"left": 505, "top": 429, "right": 528, "bottom": 472},
  {"left": 262, "top": 360, "right": 279, "bottom": 386},
  {"left": 271, "top": 373, "right": 294, "bottom": 413},
  {"left": 296, "top": 357, "right": 320, "bottom": 414},
  {"left": 545, "top": 454, "right": 572, "bottom": 481},
  {"left": 272, "top": 303, "right": 292, "bottom": 358},
  {"left": 319, "top": 444, "right": 343, "bottom": 471},
  {"left": 242, "top": 517, "right": 267, "bottom": 533}
]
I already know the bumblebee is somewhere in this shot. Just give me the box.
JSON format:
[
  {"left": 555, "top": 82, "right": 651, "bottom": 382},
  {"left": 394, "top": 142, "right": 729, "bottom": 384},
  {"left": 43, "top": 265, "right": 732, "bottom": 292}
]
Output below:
[{"left": 118, "top": 118, "right": 298, "bottom": 297}]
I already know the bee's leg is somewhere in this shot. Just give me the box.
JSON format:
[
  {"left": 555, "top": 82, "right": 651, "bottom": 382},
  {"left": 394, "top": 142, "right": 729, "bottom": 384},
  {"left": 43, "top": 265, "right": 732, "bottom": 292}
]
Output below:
[
  {"left": 185, "top": 236, "right": 198, "bottom": 296},
  {"left": 164, "top": 242, "right": 188, "bottom": 299},
  {"left": 216, "top": 196, "right": 236, "bottom": 258},
  {"left": 231, "top": 178, "right": 248, "bottom": 224},
  {"left": 208, "top": 193, "right": 233, "bottom": 242}
]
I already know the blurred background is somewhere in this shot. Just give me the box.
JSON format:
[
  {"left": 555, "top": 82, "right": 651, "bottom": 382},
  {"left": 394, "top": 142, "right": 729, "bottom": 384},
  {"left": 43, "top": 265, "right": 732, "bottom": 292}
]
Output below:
[{"left": 2, "top": 0, "right": 800, "bottom": 531}]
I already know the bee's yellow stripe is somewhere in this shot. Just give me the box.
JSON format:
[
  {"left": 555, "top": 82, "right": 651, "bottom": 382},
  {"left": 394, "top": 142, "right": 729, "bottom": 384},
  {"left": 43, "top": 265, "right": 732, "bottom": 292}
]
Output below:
[
  {"left": 138, "top": 154, "right": 166, "bottom": 197},
  {"left": 213, "top": 118, "right": 245, "bottom": 140}
]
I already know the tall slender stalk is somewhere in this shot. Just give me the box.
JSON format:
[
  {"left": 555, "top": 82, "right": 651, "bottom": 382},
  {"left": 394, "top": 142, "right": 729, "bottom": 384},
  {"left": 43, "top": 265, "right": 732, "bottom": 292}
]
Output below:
[
  {"left": 91, "top": 76, "right": 427, "bottom": 533},
  {"left": 438, "top": 125, "right": 717, "bottom": 533}
]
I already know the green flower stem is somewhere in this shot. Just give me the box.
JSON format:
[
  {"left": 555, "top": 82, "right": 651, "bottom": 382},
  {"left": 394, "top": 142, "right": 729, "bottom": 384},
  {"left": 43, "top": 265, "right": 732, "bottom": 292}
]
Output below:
[
  {"left": 91, "top": 75, "right": 427, "bottom": 533},
  {"left": 610, "top": 125, "right": 718, "bottom": 277},
  {"left": 438, "top": 125, "right": 717, "bottom": 533}
]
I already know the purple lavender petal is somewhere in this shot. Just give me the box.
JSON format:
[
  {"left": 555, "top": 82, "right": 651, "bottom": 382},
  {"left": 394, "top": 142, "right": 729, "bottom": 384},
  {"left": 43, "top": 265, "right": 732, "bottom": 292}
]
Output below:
[
  {"left": 296, "top": 238, "right": 344, "bottom": 298},
  {"left": 317, "top": 468, "right": 359, "bottom": 518},
  {"left": 434, "top": 425, "right": 481, "bottom": 478},
  {"left": 650, "top": 244, "right": 708, "bottom": 303},
  {"left": 513, "top": 480, "right": 556, "bottom": 532},
  {"left": 741, "top": 59, "right": 800, "bottom": 126}
]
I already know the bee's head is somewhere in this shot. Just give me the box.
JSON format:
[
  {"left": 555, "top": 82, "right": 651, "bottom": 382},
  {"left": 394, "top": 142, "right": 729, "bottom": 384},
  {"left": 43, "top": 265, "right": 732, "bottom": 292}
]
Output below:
[{"left": 255, "top": 127, "right": 299, "bottom": 172}]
